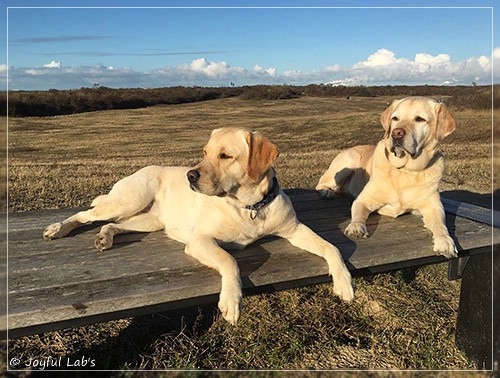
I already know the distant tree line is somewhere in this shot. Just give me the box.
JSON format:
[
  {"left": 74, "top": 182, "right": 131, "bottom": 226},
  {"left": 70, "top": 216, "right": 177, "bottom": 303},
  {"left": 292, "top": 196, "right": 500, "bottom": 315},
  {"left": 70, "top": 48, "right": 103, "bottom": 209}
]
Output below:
[
  {"left": 1, "top": 86, "right": 243, "bottom": 117},
  {"left": 0, "top": 84, "right": 495, "bottom": 117}
]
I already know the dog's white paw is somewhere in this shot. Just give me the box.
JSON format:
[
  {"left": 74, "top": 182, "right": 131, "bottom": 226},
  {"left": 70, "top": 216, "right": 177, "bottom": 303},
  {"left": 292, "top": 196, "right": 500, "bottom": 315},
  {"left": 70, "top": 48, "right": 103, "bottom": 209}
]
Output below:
[
  {"left": 43, "top": 222, "right": 66, "bottom": 240},
  {"left": 218, "top": 283, "right": 242, "bottom": 325},
  {"left": 344, "top": 222, "right": 369, "bottom": 239},
  {"left": 433, "top": 235, "right": 458, "bottom": 258},
  {"left": 317, "top": 188, "right": 336, "bottom": 200},
  {"left": 332, "top": 267, "right": 354, "bottom": 302},
  {"left": 95, "top": 233, "right": 113, "bottom": 251}
]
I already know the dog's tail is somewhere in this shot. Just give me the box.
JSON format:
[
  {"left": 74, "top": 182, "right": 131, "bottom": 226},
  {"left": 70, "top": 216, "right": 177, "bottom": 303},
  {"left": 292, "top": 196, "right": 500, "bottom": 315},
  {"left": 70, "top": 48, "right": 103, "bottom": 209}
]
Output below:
[{"left": 91, "top": 194, "right": 108, "bottom": 207}]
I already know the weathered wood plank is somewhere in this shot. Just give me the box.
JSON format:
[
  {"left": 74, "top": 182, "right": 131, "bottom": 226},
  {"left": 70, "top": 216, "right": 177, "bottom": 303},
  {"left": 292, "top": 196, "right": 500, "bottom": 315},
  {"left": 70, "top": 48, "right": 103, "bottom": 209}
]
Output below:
[
  {"left": 441, "top": 197, "right": 498, "bottom": 227},
  {"left": 4, "top": 190, "right": 497, "bottom": 338}
]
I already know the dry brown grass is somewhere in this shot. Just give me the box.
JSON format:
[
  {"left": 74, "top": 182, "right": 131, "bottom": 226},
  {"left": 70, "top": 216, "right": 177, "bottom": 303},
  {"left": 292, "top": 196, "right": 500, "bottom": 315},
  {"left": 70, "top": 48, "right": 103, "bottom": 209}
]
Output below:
[{"left": 4, "top": 95, "right": 493, "bottom": 373}]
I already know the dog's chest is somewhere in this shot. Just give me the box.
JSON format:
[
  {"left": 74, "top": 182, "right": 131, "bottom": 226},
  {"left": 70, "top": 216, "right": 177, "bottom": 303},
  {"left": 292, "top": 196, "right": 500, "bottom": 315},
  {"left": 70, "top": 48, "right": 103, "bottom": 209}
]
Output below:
[
  {"left": 377, "top": 203, "right": 407, "bottom": 218},
  {"left": 232, "top": 213, "right": 270, "bottom": 243},
  {"left": 377, "top": 176, "right": 434, "bottom": 217}
]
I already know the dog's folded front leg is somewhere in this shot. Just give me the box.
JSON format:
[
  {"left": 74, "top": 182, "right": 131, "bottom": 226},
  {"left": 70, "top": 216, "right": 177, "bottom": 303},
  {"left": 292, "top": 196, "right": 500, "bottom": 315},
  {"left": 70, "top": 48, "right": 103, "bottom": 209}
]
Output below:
[
  {"left": 185, "top": 236, "right": 242, "bottom": 325},
  {"left": 280, "top": 223, "right": 354, "bottom": 302}
]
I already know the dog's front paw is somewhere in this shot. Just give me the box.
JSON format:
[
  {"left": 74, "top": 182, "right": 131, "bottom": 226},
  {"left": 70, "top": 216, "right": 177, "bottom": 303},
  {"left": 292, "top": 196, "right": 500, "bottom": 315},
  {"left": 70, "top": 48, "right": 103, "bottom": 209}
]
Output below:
[
  {"left": 332, "top": 267, "right": 354, "bottom": 302},
  {"left": 434, "top": 235, "right": 458, "bottom": 258},
  {"left": 43, "top": 222, "right": 66, "bottom": 240},
  {"left": 317, "top": 188, "right": 336, "bottom": 200},
  {"left": 344, "top": 222, "right": 369, "bottom": 238},
  {"left": 95, "top": 233, "right": 113, "bottom": 251},
  {"left": 218, "top": 283, "right": 242, "bottom": 325}
]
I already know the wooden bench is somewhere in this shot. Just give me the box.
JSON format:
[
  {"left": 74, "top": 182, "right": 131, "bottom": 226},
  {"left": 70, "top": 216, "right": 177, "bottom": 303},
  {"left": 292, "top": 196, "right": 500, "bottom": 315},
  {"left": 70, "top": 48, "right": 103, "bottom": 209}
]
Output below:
[{"left": 3, "top": 190, "right": 497, "bottom": 368}]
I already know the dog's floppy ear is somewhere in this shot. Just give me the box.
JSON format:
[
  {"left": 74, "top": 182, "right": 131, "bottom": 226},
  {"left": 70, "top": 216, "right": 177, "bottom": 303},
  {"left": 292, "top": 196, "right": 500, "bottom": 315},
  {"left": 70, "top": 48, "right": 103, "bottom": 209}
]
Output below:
[
  {"left": 211, "top": 128, "right": 222, "bottom": 136},
  {"left": 434, "top": 102, "right": 456, "bottom": 141},
  {"left": 245, "top": 130, "right": 279, "bottom": 182},
  {"left": 380, "top": 99, "right": 399, "bottom": 138}
]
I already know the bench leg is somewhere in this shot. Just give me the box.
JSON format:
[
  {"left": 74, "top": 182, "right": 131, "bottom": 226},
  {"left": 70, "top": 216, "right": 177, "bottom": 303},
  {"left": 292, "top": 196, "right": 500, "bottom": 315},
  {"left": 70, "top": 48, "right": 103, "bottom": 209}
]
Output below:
[
  {"left": 455, "top": 248, "right": 494, "bottom": 370},
  {"left": 495, "top": 244, "right": 500, "bottom": 373}
]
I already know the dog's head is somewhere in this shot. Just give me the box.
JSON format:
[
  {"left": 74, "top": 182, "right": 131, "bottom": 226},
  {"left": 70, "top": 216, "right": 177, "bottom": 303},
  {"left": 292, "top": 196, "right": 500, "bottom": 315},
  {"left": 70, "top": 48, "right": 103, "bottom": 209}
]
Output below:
[
  {"left": 187, "top": 127, "right": 279, "bottom": 204},
  {"left": 380, "top": 96, "right": 456, "bottom": 169}
]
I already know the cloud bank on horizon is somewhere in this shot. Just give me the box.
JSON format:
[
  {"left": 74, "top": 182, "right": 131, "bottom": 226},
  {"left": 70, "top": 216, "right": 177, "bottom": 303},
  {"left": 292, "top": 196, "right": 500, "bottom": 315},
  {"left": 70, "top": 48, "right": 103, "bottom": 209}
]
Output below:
[{"left": 2, "top": 47, "right": 499, "bottom": 90}]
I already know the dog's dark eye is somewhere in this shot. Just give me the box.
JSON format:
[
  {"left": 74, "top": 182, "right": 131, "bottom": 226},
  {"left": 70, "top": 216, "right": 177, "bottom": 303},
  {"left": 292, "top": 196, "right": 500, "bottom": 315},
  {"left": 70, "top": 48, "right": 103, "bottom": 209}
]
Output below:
[
  {"left": 415, "top": 116, "right": 426, "bottom": 122},
  {"left": 392, "top": 116, "right": 399, "bottom": 122},
  {"left": 219, "top": 152, "right": 232, "bottom": 160}
]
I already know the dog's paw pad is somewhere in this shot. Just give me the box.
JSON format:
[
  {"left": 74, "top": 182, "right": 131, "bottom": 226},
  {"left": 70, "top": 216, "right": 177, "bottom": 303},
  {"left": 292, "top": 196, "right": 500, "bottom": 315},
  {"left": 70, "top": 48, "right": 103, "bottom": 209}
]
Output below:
[
  {"left": 43, "top": 223, "right": 64, "bottom": 240},
  {"left": 94, "top": 233, "right": 113, "bottom": 251},
  {"left": 317, "top": 189, "right": 336, "bottom": 200},
  {"left": 344, "top": 222, "right": 369, "bottom": 239},
  {"left": 433, "top": 236, "right": 457, "bottom": 259}
]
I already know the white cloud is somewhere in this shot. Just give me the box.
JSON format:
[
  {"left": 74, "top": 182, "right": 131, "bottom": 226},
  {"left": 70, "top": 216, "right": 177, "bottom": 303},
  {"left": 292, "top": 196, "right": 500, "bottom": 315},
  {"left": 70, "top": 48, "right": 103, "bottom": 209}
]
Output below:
[
  {"left": 327, "top": 48, "right": 496, "bottom": 86},
  {"left": 414, "top": 52, "right": 450, "bottom": 65},
  {"left": 253, "top": 64, "right": 277, "bottom": 76},
  {"left": 5, "top": 48, "right": 499, "bottom": 90},
  {"left": 180, "top": 58, "right": 232, "bottom": 77},
  {"left": 282, "top": 69, "right": 303, "bottom": 78},
  {"left": 494, "top": 47, "right": 500, "bottom": 58},
  {"left": 354, "top": 48, "right": 403, "bottom": 68},
  {"left": 43, "top": 60, "right": 61, "bottom": 68},
  {"left": 325, "top": 64, "right": 341, "bottom": 72}
]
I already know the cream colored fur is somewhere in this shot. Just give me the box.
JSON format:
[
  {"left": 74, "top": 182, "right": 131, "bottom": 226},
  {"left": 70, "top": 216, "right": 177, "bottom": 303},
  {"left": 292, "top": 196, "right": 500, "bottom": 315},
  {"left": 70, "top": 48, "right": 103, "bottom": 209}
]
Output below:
[
  {"left": 316, "top": 97, "right": 458, "bottom": 258},
  {"left": 44, "top": 127, "right": 354, "bottom": 325}
]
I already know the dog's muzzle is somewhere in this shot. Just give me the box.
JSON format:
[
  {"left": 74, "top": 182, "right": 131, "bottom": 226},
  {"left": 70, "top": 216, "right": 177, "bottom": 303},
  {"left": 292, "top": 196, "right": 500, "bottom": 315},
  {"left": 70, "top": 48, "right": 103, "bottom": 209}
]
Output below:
[
  {"left": 187, "top": 169, "right": 226, "bottom": 196},
  {"left": 390, "top": 128, "right": 415, "bottom": 158}
]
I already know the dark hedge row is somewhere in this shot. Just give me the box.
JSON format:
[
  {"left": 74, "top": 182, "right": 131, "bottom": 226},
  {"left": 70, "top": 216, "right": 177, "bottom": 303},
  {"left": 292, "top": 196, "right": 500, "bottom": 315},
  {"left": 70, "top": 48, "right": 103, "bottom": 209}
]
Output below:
[
  {"left": 0, "top": 84, "right": 495, "bottom": 117},
  {"left": 2, "top": 86, "right": 244, "bottom": 117}
]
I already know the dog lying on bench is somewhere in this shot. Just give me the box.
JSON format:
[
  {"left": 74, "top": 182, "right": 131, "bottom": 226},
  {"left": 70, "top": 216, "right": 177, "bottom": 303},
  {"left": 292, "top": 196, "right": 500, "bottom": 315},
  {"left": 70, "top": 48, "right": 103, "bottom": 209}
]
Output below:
[
  {"left": 316, "top": 96, "right": 457, "bottom": 258},
  {"left": 44, "top": 127, "right": 354, "bottom": 325}
]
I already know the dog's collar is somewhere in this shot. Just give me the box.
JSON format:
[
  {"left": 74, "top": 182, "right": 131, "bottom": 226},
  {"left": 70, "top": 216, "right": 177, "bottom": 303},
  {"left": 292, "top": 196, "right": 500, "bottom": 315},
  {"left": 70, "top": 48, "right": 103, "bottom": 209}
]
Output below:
[{"left": 245, "top": 176, "right": 280, "bottom": 213}]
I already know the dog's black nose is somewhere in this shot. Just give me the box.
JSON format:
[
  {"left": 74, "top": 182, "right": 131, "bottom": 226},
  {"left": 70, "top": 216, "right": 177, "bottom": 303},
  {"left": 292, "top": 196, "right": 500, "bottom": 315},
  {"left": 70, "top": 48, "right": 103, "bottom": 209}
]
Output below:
[
  {"left": 187, "top": 169, "right": 201, "bottom": 183},
  {"left": 391, "top": 128, "right": 406, "bottom": 140}
]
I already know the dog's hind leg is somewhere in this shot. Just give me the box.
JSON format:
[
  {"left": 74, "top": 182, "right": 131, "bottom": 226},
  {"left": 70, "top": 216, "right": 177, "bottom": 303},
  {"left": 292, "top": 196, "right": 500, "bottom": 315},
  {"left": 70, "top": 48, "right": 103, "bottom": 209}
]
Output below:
[
  {"left": 316, "top": 149, "right": 359, "bottom": 199},
  {"left": 43, "top": 166, "right": 160, "bottom": 240},
  {"left": 316, "top": 146, "right": 373, "bottom": 199},
  {"left": 95, "top": 212, "right": 164, "bottom": 251}
]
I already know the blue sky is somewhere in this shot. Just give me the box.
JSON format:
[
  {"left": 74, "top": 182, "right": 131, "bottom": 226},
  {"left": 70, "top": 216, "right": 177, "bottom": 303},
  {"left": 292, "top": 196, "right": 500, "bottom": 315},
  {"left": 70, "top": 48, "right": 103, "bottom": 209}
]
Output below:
[{"left": 1, "top": 1, "right": 499, "bottom": 90}]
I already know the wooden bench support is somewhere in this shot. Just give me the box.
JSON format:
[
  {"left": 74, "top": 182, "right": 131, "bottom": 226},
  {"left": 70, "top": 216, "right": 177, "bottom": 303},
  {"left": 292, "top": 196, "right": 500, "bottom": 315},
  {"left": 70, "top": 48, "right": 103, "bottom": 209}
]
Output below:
[
  {"left": 443, "top": 196, "right": 497, "bottom": 370},
  {"left": 455, "top": 250, "right": 493, "bottom": 370},
  {"left": 3, "top": 190, "right": 498, "bottom": 360},
  {"left": 495, "top": 245, "right": 500, "bottom": 373}
]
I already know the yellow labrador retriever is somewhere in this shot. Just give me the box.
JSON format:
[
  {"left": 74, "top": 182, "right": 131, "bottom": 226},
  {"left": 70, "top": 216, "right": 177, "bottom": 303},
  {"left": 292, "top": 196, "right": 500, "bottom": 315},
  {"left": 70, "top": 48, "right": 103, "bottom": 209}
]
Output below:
[
  {"left": 316, "top": 96, "right": 457, "bottom": 258},
  {"left": 44, "top": 127, "right": 353, "bottom": 325}
]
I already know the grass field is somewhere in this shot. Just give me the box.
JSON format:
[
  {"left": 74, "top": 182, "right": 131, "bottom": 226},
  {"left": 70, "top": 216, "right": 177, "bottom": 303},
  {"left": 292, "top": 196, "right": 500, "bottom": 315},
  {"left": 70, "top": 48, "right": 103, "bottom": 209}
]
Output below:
[{"left": 4, "top": 94, "right": 495, "bottom": 373}]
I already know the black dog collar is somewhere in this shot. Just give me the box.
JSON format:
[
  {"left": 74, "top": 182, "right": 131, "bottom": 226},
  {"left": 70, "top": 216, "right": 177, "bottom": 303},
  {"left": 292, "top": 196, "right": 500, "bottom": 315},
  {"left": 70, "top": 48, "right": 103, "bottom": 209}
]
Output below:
[{"left": 245, "top": 177, "right": 280, "bottom": 213}]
